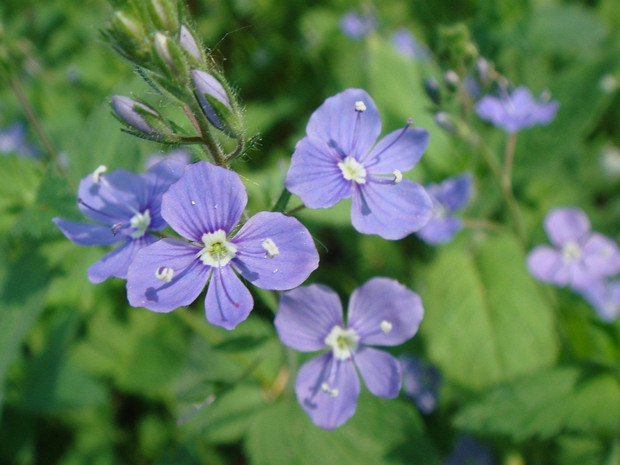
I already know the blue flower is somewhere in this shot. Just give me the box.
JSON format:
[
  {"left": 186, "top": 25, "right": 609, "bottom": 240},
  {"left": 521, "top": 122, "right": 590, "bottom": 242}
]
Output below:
[
  {"left": 475, "top": 86, "right": 559, "bottom": 133},
  {"left": 399, "top": 355, "right": 441, "bottom": 414},
  {"left": 275, "top": 278, "right": 425, "bottom": 429},
  {"left": 390, "top": 28, "right": 429, "bottom": 60},
  {"left": 0, "top": 123, "right": 38, "bottom": 158},
  {"left": 285, "top": 88, "right": 432, "bottom": 240},
  {"left": 416, "top": 173, "right": 473, "bottom": 245},
  {"left": 579, "top": 279, "right": 620, "bottom": 322},
  {"left": 340, "top": 12, "right": 376, "bottom": 40},
  {"left": 126, "top": 161, "right": 319, "bottom": 330},
  {"left": 53, "top": 158, "right": 186, "bottom": 283}
]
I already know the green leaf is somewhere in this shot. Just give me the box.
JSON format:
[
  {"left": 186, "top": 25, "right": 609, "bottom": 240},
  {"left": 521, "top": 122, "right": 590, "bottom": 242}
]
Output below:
[
  {"left": 0, "top": 156, "right": 43, "bottom": 234},
  {"left": 421, "top": 233, "right": 558, "bottom": 390},
  {"left": 244, "top": 393, "right": 439, "bottom": 465},
  {"left": 455, "top": 367, "right": 620, "bottom": 440}
]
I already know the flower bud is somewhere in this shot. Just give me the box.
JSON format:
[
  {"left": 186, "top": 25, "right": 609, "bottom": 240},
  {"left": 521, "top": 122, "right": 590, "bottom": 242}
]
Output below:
[
  {"left": 476, "top": 57, "right": 491, "bottom": 85},
  {"left": 434, "top": 111, "right": 457, "bottom": 134},
  {"left": 147, "top": 0, "right": 179, "bottom": 33},
  {"left": 444, "top": 70, "right": 460, "bottom": 89},
  {"left": 424, "top": 77, "right": 440, "bottom": 105},
  {"left": 192, "top": 69, "right": 233, "bottom": 131},
  {"left": 107, "top": 11, "right": 150, "bottom": 63},
  {"left": 179, "top": 25, "right": 202, "bottom": 64},
  {"left": 111, "top": 96, "right": 158, "bottom": 135},
  {"left": 153, "top": 32, "right": 188, "bottom": 80}
]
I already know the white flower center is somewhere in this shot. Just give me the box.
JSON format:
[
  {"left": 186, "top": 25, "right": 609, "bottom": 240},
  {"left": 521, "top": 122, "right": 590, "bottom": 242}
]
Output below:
[
  {"left": 197, "top": 229, "right": 237, "bottom": 267},
  {"left": 155, "top": 266, "right": 174, "bottom": 282},
  {"left": 324, "top": 325, "right": 360, "bottom": 360},
  {"left": 562, "top": 241, "right": 581, "bottom": 263},
  {"left": 129, "top": 209, "right": 151, "bottom": 238},
  {"left": 338, "top": 156, "right": 366, "bottom": 184},
  {"left": 262, "top": 238, "right": 279, "bottom": 258}
]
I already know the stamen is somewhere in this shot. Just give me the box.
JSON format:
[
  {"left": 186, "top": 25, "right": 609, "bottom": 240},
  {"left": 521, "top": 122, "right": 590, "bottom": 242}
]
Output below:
[
  {"left": 197, "top": 230, "right": 237, "bottom": 267},
  {"left": 92, "top": 165, "right": 107, "bottom": 183},
  {"left": 321, "top": 382, "right": 339, "bottom": 397},
  {"left": 354, "top": 100, "right": 366, "bottom": 112},
  {"left": 380, "top": 320, "right": 392, "bottom": 334},
  {"left": 350, "top": 105, "right": 363, "bottom": 154},
  {"left": 262, "top": 238, "right": 279, "bottom": 258},
  {"left": 362, "top": 118, "right": 412, "bottom": 163},
  {"left": 78, "top": 197, "right": 119, "bottom": 222},
  {"left": 155, "top": 266, "right": 174, "bottom": 282},
  {"left": 562, "top": 241, "right": 581, "bottom": 263},
  {"left": 392, "top": 169, "right": 402, "bottom": 184},
  {"left": 129, "top": 209, "right": 151, "bottom": 238},
  {"left": 111, "top": 223, "right": 123, "bottom": 235}
]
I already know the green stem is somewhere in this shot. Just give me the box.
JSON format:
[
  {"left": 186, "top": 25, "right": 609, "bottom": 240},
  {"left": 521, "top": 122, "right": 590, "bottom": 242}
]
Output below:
[
  {"left": 184, "top": 103, "right": 226, "bottom": 166},
  {"left": 271, "top": 188, "right": 292, "bottom": 213},
  {"left": 462, "top": 218, "right": 507, "bottom": 233},
  {"left": 285, "top": 204, "right": 306, "bottom": 216}
]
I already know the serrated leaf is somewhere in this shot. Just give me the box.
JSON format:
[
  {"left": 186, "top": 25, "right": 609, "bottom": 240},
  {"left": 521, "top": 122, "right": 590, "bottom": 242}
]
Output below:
[
  {"left": 455, "top": 367, "right": 620, "bottom": 440},
  {"left": 421, "top": 233, "right": 558, "bottom": 390}
]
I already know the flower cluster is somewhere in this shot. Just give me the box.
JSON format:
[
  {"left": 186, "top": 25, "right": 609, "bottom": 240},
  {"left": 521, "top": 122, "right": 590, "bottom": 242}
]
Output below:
[{"left": 527, "top": 207, "right": 620, "bottom": 321}]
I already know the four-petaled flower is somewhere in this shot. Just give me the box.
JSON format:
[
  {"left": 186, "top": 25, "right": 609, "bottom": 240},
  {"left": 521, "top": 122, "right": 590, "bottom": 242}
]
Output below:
[
  {"left": 53, "top": 158, "right": 186, "bottom": 283},
  {"left": 475, "top": 86, "right": 559, "bottom": 133},
  {"left": 399, "top": 354, "right": 441, "bottom": 414},
  {"left": 285, "top": 88, "right": 432, "bottom": 240},
  {"left": 416, "top": 172, "right": 473, "bottom": 245},
  {"left": 527, "top": 207, "right": 620, "bottom": 290},
  {"left": 126, "top": 161, "right": 319, "bottom": 330},
  {"left": 274, "top": 277, "right": 424, "bottom": 429}
]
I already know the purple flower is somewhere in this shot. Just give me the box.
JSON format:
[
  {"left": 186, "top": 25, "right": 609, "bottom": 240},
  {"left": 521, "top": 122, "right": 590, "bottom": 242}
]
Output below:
[
  {"left": 416, "top": 173, "right": 472, "bottom": 245},
  {"left": 285, "top": 88, "right": 432, "bottom": 240},
  {"left": 579, "top": 279, "right": 620, "bottom": 322},
  {"left": 126, "top": 161, "right": 319, "bottom": 330},
  {"left": 274, "top": 277, "right": 424, "bottom": 430},
  {"left": 391, "top": 28, "right": 430, "bottom": 60},
  {"left": 399, "top": 355, "right": 441, "bottom": 414},
  {"left": 475, "top": 86, "right": 559, "bottom": 133},
  {"left": 527, "top": 207, "right": 620, "bottom": 290},
  {"left": 443, "top": 436, "right": 494, "bottom": 465},
  {"left": 0, "top": 123, "right": 38, "bottom": 158},
  {"left": 145, "top": 149, "right": 191, "bottom": 170},
  {"left": 53, "top": 158, "right": 186, "bottom": 283},
  {"left": 340, "top": 12, "right": 376, "bottom": 40}
]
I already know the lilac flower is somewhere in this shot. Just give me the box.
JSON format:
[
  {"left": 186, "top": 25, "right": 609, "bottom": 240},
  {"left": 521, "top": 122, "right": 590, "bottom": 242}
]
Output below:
[
  {"left": 145, "top": 149, "right": 191, "bottom": 170},
  {"left": 340, "top": 12, "right": 376, "bottom": 40},
  {"left": 416, "top": 173, "right": 472, "bottom": 245},
  {"left": 0, "top": 123, "right": 38, "bottom": 158},
  {"left": 443, "top": 436, "right": 494, "bottom": 465},
  {"left": 391, "top": 28, "right": 430, "bottom": 60},
  {"left": 475, "top": 86, "right": 559, "bottom": 133},
  {"left": 527, "top": 207, "right": 620, "bottom": 290},
  {"left": 126, "top": 161, "right": 319, "bottom": 330},
  {"left": 399, "top": 355, "right": 441, "bottom": 414},
  {"left": 53, "top": 158, "right": 186, "bottom": 283},
  {"left": 275, "top": 277, "right": 424, "bottom": 430},
  {"left": 285, "top": 88, "right": 432, "bottom": 240},
  {"left": 579, "top": 279, "right": 620, "bottom": 322}
]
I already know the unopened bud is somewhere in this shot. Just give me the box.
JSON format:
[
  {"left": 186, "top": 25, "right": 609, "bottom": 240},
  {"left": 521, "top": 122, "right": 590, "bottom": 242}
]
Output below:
[
  {"left": 444, "top": 70, "right": 460, "bottom": 89},
  {"left": 179, "top": 25, "right": 202, "bottom": 63},
  {"left": 424, "top": 77, "right": 440, "bottom": 105},
  {"left": 192, "top": 69, "right": 233, "bottom": 130},
  {"left": 107, "top": 11, "right": 150, "bottom": 62},
  {"left": 434, "top": 111, "right": 456, "bottom": 134},
  {"left": 153, "top": 32, "right": 188, "bottom": 80},
  {"left": 111, "top": 96, "right": 158, "bottom": 135},
  {"left": 476, "top": 57, "right": 490, "bottom": 85},
  {"left": 147, "top": 0, "right": 179, "bottom": 32}
]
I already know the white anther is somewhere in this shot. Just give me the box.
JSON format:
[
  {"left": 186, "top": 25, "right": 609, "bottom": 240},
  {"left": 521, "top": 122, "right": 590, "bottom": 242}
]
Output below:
[
  {"left": 380, "top": 320, "right": 392, "bottom": 334},
  {"left": 197, "top": 229, "right": 237, "bottom": 267},
  {"left": 321, "top": 383, "right": 339, "bottom": 397},
  {"left": 354, "top": 100, "right": 367, "bottom": 112},
  {"left": 262, "top": 238, "right": 279, "bottom": 258},
  {"left": 191, "top": 200, "right": 196, "bottom": 205},
  {"left": 155, "top": 266, "right": 174, "bottom": 283},
  {"left": 129, "top": 209, "right": 151, "bottom": 238},
  {"left": 392, "top": 169, "right": 403, "bottom": 184},
  {"left": 338, "top": 156, "right": 367, "bottom": 184},
  {"left": 93, "top": 165, "right": 107, "bottom": 183}
]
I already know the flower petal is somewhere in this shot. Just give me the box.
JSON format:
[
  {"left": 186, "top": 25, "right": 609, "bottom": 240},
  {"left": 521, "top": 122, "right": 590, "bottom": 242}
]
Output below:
[
  {"left": 295, "top": 353, "right": 360, "bottom": 430},
  {"left": 87, "top": 234, "right": 157, "bottom": 283},
  {"left": 204, "top": 266, "right": 253, "bottom": 330},
  {"left": 52, "top": 218, "right": 123, "bottom": 246},
  {"left": 285, "top": 136, "right": 353, "bottom": 209},
  {"left": 306, "top": 88, "right": 381, "bottom": 160},
  {"left": 143, "top": 157, "right": 187, "bottom": 230},
  {"left": 526, "top": 246, "right": 570, "bottom": 286},
  {"left": 354, "top": 347, "right": 401, "bottom": 398},
  {"left": 232, "top": 211, "right": 319, "bottom": 290},
  {"left": 78, "top": 169, "right": 146, "bottom": 225},
  {"left": 581, "top": 233, "right": 620, "bottom": 278},
  {"left": 363, "top": 126, "right": 429, "bottom": 174},
  {"left": 416, "top": 216, "right": 463, "bottom": 245},
  {"left": 126, "top": 238, "right": 210, "bottom": 312},
  {"left": 351, "top": 179, "right": 432, "bottom": 240},
  {"left": 275, "top": 284, "right": 344, "bottom": 352},
  {"left": 161, "top": 161, "right": 247, "bottom": 241},
  {"left": 429, "top": 172, "right": 473, "bottom": 212},
  {"left": 544, "top": 207, "right": 591, "bottom": 247},
  {"left": 347, "top": 277, "right": 424, "bottom": 346}
]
